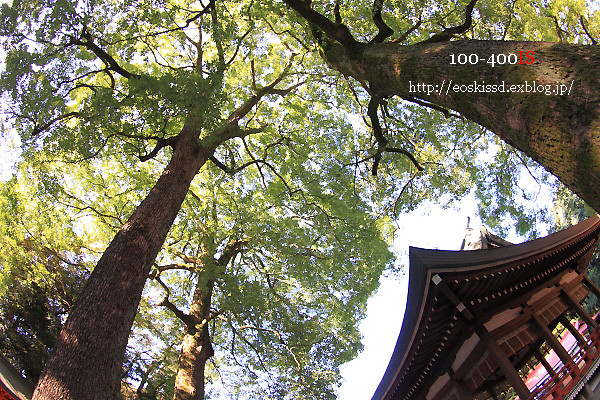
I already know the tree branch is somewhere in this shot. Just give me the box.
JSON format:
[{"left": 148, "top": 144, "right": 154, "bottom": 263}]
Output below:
[
  {"left": 384, "top": 147, "right": 424, "bottom": 171},
  {"left": 237, "top": 324, "right": 304, "bottom": 378},
  {"left": 31, "top": 112, "right": 80, "bottom": 137},
  {"left": 370, "top": 0, "right": 394, "bottom": 43},
  {"left": 400, "top": 95, "right": 461, "bottom": 119},
  {"left": 580, "top": 16, "right": 598, "bottom": 45},
  {"left": 283, "top": 0, "right": 360, "bottom": 49},
  {"left": 551, "top": 15, "right": 565, "bottom": 41},
  {"left": 211, "top": 55, "right": 301, "bottom": 145},
  {"left": 420, "top": 0, "right": 479, "bottom": 43},
  {"left": 227, "top": 54, "right": 297, "bottom": 123},
  {"left": 228, "top": 320, "right": 271, "bottom": 373},
  {"left": 139, "top": 136, "right": 178, "bottom": 162},
  {"left": 106, "top": 0, "right": 215, "bottom": 46},
  {"left": 216, "top": 239, "right": 248, "bottom": 267},
  {"left": 393, "top": 16, "right": 422, "bottom": 43},
  {"left": 209, "top": 157, "right": 270, "bottom": 175},
  {"left": 154, "top": 275, "right": 200, "bottom": 331},
  {"left": 333, "top": 1, "right": 342, "bottom": 24},
  {"left": 159, "top": 296, "right": 199, "bottom": 332},
  {"left": 73, "top": 27, "right": 141, "bottom": 79},
  {"left": 154, "top": 263, "right": 196, "bottom": 273},
  {"left": 367, "top": 95, "right": 387, "bottom": 175}
]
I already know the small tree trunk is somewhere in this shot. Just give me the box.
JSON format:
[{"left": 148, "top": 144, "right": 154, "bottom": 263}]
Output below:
[
  {"left": 323, "top": 40, "right": 600, "bottom": 211},
  {"left": 33, "top": 121, "right": 207, "bottom": 400},
  {"left": 173, "top": 279, "right": 215, "bottom": 400}
]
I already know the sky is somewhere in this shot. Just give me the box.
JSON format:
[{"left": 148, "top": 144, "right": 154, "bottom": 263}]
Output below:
[{"left": 336, "top": 197, "right": 479, "bottom": 399}]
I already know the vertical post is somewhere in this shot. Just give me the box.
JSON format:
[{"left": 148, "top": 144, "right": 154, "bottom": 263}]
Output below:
[
  {"left": 557, "top": 314, "right": 589, "bottom": 349},
  {"left": 530, "top": 313, "right": 573, "bottom": 367},
  {"left": 531, "top": 346, "right": 557, "bottom": 379},
  {"left": 562, "top": 288, "right": 599, "bottom": 332},
  {"left": 582, "top": 274, "right": 600, "bottom": 302},
  {"left": 582, "top": 275, "right": 600, "bottom": 325},
  {"left": 482, "top": 336, "right": 531, "bottom": 400}
]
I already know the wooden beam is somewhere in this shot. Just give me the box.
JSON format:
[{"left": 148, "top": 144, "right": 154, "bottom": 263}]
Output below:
[
  {"left": 562, "top": 288, "right": 599, "bottom": 331},
  {"left": 557, "top": 313, "right": 589, "bottom": 349},
  {"left": 530, "top": 313, "right": 573, "bottom": 367},
  {"left": 582, "top": 274, "right": 600, "bottom": 301},
  {"left": 481, "top": 336, "right": 531, "bottom": 400},
  {"left": 531, "top": 346, "right": 557, "bottom": 378},
  {"left": 432, "top": 274, "right": 474, "bottom": 321}
]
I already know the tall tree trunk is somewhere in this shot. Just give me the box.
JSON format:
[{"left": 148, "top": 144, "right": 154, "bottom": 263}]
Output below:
[
  {"left": 173, "top": 279, "right": 215, "bottom": 400},
  {"left": 322, "top": 40, "right": 600, "bottom": 211},
  {"left": 33, "top": 120, "right": 207, "bottom": 400}
]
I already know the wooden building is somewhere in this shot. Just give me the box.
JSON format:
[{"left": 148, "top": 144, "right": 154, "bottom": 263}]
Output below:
[
  {"left": 373, "top": 215, "right": 600, "bottom": 400},
  {"left": 0, "top": 354, "right": 33, "bottom": 400}
]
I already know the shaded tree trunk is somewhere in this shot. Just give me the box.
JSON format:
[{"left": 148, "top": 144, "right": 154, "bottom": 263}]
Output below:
[
  {"left": 33, "top": 119, "right": 207, "bottom": 400},
  {"left": 173, "top": 279, "right": 215, "bottom": 400},
  {"left": 322, "top": 40, "right": 600, "bottom": 210},
  {"left": 171, "top": 240, "right": 245, "bottom": 400}
]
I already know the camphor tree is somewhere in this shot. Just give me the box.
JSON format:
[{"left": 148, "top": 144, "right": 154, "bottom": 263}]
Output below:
[
  {"left": 0, "top": 0, "right": 398, "bottom": 398},
  {"left": 0, "top": 0, "right": 598, "bottom": 399},
  {"left": 282, "top": 0, "right": 600, "bottom": 211},
  {"left": 142, "top": 156, "right": 393, "bottom": 399},
  {"left": 0, "top": 124, "right": 393, "bottom": 399}
]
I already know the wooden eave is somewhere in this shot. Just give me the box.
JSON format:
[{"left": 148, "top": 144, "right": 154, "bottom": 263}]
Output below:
[
  {"left": 372, "top": 215, "right": 600, "bottom": 400},
  {"left": 0, "top": 353, "right": 33, "bottom": 400}
]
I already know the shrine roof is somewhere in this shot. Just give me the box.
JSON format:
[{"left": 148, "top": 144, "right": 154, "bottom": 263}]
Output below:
[
  {"left": 372, "top": 215, "right": 600, "bottom": 400},
  {"left": 0, "top": 353, "right": 33, "bottom": 400}
]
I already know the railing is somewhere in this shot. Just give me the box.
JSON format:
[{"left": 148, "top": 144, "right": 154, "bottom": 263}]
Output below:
[{"left": 527, "top": 329, "right": 600, "bottom": 400}]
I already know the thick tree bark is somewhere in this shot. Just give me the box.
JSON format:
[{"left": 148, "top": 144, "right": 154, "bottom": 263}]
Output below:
[
  {"left": 322, "top": 40, "right": 600, "bottom": 210},
  {"left": 32, "top": 119, "right": 207, "bottom": 400},
  {"left": 173, "top": 279, "right": 214, "bottom": 400}
]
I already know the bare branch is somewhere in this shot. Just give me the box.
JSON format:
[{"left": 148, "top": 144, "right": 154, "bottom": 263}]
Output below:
[
  {"left": 31, "top": 112, "right": 80, "bottom": 137},
  {"left": 154, "top": 263, "right": 196, "bottom": 273},
  {"left": 420, "top": 0, "right": 479, "bottom": 43},
  {"left": 384, "top": 147, "right": 424, "bottom": 171},
  {"left": 283, "top": 0, "right": 360, "bottom": 49},
  {"left": 580, "top": 16, "right": 598, "bottom": 45},
  {"left": 393, "top": 16, "right": 422, "bottom": 43},
  {"left": 139, "top": 136, "right": 178, "bottom": 162},
  {"left": 370, "top": 0, "right": 394, "bottom": 43},
  {"left": 73, "top": 28, "right": 141, "bottom": 79},
  {"left": 399, "top": 95, "right": 461, "bottom": 119}
]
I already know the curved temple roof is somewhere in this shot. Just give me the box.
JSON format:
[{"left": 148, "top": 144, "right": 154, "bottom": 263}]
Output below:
[{"left": 372, "top": 215, "right": 600, "bottom": 400}]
